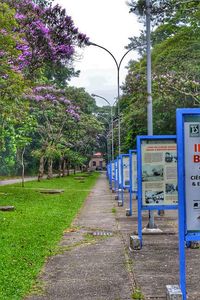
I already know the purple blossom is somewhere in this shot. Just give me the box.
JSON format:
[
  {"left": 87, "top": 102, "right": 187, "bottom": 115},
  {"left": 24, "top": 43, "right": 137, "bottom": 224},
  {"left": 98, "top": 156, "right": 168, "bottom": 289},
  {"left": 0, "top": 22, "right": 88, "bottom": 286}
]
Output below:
[
  {"left": 63, "top": 99, "right": 71, "bottom": 105},
  {"left": 0, "top": 29, "right": 7, "bottom": 35},
  {"left": 1, "top": 74, "right": 9, "bottom": 79},
  {"left": 44, "top": 94, "right": 56, "bottom": 101},
  {"left": 56, "top": 45, "right": 74, "bottom": 57},
  {"left": 16, "top": 44, "right": 29, "bottom": 51},
  {"left": 34, "top": 86, "right": 56, "bottom": 93},
  {"left": 32, "top": 20, "right": 50, "bottom": 36},
  {"left": 0, "top": 51, "right": 5, "bottom": 58},
  {"left": 15, "top": 13, "right": 26, "bottom": 20},
  {"left": 35, "top": 95, "right": 45, "bottom": 102}
]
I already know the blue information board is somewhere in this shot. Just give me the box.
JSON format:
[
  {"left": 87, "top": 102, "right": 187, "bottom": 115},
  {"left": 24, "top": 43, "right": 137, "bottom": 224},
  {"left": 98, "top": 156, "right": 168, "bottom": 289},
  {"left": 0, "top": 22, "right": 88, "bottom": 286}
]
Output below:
[
  {"left": 114, "top": 159, "right": 118, "bottom": 192},
  {"left": 177, "top": 108, "right": 200, "bottom": 300},
  {"left": 120, "top": 154, "right": 130, "bottom": 206},
  {"left": 137, "top": 135, "right": 178, "bottom": 247},
  {"left": 129, "top": 149, "right": 137, "bottom": 216}
]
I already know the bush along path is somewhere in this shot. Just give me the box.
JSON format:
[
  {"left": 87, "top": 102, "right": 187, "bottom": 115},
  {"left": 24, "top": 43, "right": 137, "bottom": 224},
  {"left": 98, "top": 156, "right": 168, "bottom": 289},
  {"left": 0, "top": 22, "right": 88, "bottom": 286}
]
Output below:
[
  {"left": 24, "top": 173, "right": 135, "bottom": 300},
  {"left": 0, "top": 172, "right": 99, "bottom": 300}
]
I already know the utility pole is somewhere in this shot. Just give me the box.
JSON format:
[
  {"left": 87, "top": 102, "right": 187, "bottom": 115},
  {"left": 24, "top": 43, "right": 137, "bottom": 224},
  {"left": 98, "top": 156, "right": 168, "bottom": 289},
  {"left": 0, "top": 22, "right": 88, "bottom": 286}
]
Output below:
[{"left": 146, "top": 0, "right": 155, "bottom": 229}]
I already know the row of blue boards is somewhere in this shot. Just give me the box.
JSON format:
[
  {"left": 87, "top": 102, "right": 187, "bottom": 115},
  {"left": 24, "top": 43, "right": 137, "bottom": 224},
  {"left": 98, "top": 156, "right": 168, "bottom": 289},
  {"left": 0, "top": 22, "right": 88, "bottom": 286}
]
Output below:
[{"left": 106, "top": 108, "right": 200, "bottom": 300}]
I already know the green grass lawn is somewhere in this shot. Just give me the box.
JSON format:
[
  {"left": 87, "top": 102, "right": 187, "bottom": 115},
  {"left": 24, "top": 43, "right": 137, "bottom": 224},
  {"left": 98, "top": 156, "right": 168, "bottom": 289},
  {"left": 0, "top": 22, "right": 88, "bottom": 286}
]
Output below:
[{"left": 0, "top": 172, "right": 99, "bottom": 300}]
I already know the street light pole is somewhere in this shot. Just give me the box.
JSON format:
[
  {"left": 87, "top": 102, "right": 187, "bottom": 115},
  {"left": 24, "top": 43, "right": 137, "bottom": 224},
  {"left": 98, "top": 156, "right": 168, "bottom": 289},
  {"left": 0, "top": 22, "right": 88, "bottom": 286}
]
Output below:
[
  {"left": 92, "top": 93, "right": 114, "bottom": 161},
  {"left": 146, "top": 0, "right": 155, "bottom": 229},
  {"left": 146, "top": 0, "right": 153, "bottom": 136},
  {"left": 88, "top": 42, "right": 134, "bottom": 155},
  {"left": 97, "top": 116, "right": 112, "bottom": 161}
]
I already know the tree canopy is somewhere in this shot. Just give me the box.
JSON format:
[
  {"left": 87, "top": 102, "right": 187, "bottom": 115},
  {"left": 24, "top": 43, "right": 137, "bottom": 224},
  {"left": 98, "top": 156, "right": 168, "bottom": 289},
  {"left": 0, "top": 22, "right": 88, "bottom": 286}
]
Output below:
[
  {"left": 0, "top": 0, "right": 103, "bottom": 177},
  {"left": 118, "top": 0, "right": 200, "bottom": 152}
]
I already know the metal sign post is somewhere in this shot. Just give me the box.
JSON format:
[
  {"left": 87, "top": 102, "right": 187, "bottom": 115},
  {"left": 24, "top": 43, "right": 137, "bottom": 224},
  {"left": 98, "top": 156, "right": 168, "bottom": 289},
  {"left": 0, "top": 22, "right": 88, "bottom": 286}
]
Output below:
[
  {"left": 177, "top": 108, "right": 200, "bottom": 300},
  {"left": 111, "top": 160, "right": 115, "bottom": 191},
  {"left": 108, "top": 163, "right": 112, "bottom": 189},
  {"left": 128, "top": 150, "right": 137, "bottom": 216},
  {"left": 114, "top": 159, "right": 118, "bottom": 192},
  {"left": 137, "top": 135, "right": 178, "bottom": 247},
  {"left": 115, "top": 158, "right": 119, "bottom": 200}
]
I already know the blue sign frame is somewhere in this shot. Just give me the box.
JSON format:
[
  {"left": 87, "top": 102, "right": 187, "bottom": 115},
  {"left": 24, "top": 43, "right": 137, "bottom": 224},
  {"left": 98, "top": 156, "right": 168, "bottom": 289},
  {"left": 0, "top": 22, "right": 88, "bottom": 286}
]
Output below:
[
  {"left": 108, "top": 162, "right": 112, "bottom": 189},
  {"left": 129, "top": 149, "right": 137, "bottom": 216},
  {"left": 122, "top": 154, "right": 130, "bottom": 189},
  {"left": 116, "top": 155, "right": 124, "bottom": 205},
  {"left": 120, "top": 154, "right": 130, "bottom": 206},
  {"left": 137, "top": 135, "right": 178, "bottom": 247},
  {"left": 114, "top": 159, "right": 118, "bottom": 192},
  {"left": 177, "top": 108, "right": 200, "bottom": 300},
  {"left": 117, "top": 156, "right": 122, "bottom": 200},
  {"left": 111, "top": 160, "right": 115, "bottom": 190}
]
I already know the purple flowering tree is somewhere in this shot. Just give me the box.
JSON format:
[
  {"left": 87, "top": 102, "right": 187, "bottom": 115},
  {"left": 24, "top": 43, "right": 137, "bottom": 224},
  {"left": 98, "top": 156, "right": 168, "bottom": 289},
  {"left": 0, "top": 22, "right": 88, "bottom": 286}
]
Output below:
[
  {"left": 5, "top": 0, "right": 89, "bottom": 83},
  {"left": 24, "top": 85, "right": 80, "bottom": 179}
]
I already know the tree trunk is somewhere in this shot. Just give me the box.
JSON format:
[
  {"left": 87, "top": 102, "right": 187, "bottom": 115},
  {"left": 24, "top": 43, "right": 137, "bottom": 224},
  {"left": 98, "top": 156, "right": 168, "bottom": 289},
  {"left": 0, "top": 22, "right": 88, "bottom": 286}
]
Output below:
[
  {"left": 38, "top": 156, "right": 44, "bottom": 182},
  {"left": 62, "top": 159, "right": 66, "bottom": 177},
  {"left": 58, "top": 158, "right": 63, "bottom": 178},
  {"left": 66, "top": 160, "right": 70, "bottom": 176},
  {"left": 47, "top": 158, "right": 53, "bottom": 179},
  {"left": 21, "top": 147, "right": 25, "bottom": 187}
]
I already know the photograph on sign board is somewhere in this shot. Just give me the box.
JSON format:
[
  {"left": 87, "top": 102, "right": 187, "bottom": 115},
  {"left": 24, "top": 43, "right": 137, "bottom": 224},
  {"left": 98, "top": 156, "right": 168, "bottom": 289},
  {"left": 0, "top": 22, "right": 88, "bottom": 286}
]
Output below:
[
  {"left": 132, "top": 153, "right": 137, "bottom": 191},
  {"left": 165, "top": 152, "right": 177, "bottom": 163},
  {"left": 112, "top": 162, "right": 115, "bottom": 179},
  {"left": 141, "top": 142, "right": 178, "bottom": 206},
  {"left": 123, "top": 157, "right": 130, "bottom": 187},
  {"left": 165, "top": 183, "right": 177, "bottom": 195},
  {"left": 142, "top": 165, "right": 164, "bottom": 182},
  {"left": 145, "top": 190, "right": 164, "bottom": 204}
]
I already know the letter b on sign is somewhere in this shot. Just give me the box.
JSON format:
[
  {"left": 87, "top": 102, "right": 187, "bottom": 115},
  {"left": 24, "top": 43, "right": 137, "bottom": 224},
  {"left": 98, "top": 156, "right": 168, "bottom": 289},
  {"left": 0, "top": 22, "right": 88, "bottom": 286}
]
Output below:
[{"left": 193, "top": 155, "right": 200, "bottom": 163}]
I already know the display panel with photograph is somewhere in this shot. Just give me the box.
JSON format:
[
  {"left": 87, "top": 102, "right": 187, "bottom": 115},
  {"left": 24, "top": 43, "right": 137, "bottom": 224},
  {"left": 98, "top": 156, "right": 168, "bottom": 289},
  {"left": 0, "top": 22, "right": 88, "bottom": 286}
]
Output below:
[
  {"left": 118, "top": 157, "right": 122, "bottom": 186},
  {"left": 123, "top": 156, "right": 130, "bottom": 187},
  {"left": 141, "top": 140, "right": 178, "bottom": 206},
  {"left": 132, "top": 152, "right": 137, "bottom": 191},
  {"left": 184, "top": 117, "right": 200, "bottom": 232},
  {"left": 111, "top": 162, "right": 115, "bottom": 180}
]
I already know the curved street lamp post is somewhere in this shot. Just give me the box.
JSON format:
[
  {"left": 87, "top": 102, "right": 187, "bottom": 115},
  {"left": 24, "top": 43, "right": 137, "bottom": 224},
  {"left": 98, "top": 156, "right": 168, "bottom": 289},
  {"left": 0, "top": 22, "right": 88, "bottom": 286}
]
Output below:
[
  {"left": 92, "top": 94, "right": 114, "bottom": 161},
  {"left": 88, "top": 42, "right": 134, "bottom": 155},
  {"left": 89, "top": 23, "right": 155, "bottom": 228}
]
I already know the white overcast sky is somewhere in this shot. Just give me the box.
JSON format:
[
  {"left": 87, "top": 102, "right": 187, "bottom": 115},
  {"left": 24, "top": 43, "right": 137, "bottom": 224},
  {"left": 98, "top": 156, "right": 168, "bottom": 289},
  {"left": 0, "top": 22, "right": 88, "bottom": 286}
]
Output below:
[{"left": 55, "top": 0, "right": 141, "bottom": 106}]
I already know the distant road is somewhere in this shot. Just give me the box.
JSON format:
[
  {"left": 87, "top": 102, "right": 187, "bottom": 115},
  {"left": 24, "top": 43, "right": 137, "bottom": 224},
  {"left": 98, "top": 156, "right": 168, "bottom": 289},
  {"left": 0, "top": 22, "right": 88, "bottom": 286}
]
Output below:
[
  {"left": 0, "top": 171, "right": 80, "bottom": 186},
  {"left": 0, "top": 177, "right": 38, "bottom": 186}
]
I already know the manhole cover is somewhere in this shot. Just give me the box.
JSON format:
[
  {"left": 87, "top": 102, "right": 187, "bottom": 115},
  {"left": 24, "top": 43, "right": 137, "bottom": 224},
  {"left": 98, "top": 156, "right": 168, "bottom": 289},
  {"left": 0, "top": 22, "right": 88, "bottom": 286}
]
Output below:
[{"left": 92, "top": 231, "right": 113, "bottom": 236}]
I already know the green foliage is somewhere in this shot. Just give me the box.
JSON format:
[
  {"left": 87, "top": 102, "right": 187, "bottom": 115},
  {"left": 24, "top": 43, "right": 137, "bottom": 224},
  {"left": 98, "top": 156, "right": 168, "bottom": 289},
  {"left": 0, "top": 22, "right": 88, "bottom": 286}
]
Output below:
[
  {"left": 0, "top": 3, "right": 27, "bottom": 100},
  {"left": 120, "top": 0, "right": 200, "bottom": 151},
  {"left": 0, "top": 1, "right": 103, "bottom": 175},
  {"left": 132, "top": 288, "right": 144, "bottom": 299},
  {"left": 65, "top": 86, "right": 97, "bottom": 114}
]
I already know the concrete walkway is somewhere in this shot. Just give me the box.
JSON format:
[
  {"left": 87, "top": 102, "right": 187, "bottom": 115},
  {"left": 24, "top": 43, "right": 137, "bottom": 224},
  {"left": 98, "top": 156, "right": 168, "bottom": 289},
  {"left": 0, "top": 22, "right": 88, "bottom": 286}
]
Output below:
[
  {"left": 25, "top": 173, "right": 135, "bottom": 300},
  {"left": 25, "top": 173, "right": 200, "bottom": 300}
]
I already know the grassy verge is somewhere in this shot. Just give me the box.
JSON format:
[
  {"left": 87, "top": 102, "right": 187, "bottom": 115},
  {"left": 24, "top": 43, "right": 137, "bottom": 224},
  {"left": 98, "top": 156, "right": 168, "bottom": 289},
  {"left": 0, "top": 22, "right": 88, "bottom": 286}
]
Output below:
[{"left": 0, "top": 172, "right": 99, "bottom": 300}]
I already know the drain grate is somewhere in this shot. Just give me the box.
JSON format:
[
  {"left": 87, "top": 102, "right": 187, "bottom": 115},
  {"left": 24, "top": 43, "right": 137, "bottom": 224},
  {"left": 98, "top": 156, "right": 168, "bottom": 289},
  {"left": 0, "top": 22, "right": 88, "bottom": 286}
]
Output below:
[{"left": 92, "top": 231, "right": 113, "bottom": 236}]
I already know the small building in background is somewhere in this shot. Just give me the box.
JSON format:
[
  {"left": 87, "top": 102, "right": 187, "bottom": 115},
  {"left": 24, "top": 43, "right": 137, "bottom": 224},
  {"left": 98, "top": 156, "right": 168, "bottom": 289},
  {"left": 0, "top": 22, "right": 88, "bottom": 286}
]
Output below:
[{"left": 89, "top": 152, "right": 106, "bottom": 170}]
